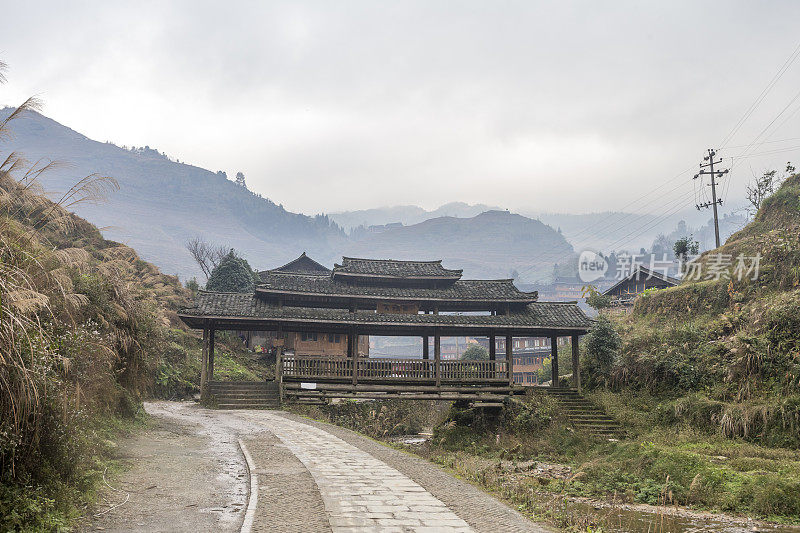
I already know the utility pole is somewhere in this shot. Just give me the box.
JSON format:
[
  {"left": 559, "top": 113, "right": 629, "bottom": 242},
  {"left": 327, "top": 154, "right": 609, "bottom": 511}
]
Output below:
[{"left": 694, "top": 148, "right": 729, "bottom": 248}]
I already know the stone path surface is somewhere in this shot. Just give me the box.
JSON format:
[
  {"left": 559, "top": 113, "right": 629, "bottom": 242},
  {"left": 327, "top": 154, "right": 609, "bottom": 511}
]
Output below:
[
  {"left": 85, "top": 402, "right": 550, "bottom": 533},
  {"left": 246, "top": 411, "right": 473, "bottom": 532},
  {"left": 275, "top": 411, "right": 548, "bottom": 533}
]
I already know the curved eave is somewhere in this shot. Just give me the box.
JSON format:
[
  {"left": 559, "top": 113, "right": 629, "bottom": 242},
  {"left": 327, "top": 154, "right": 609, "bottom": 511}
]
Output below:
[{"left": 177, "top": 311, "right": 591, "bottom": 337}]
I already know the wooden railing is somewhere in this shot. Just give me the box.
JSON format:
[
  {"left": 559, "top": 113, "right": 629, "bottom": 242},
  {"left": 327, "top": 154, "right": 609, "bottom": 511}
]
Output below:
[
  {"left": 281, "top": 355, "right": 508, "bottom": 382},
  {"left": 441, "top": 360, "right": 508, "bottom": 381},
  {"left": 356, "top": 358, "right": 435, "bottom": 380},
  {"left": 282, "top": 355, "right": 352, "bottom": 379}
]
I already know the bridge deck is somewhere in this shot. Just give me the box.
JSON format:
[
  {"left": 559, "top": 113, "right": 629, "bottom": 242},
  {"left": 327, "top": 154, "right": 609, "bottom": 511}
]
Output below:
[{"left": 280, "top": 355, "right": 518, "bottom": 401}]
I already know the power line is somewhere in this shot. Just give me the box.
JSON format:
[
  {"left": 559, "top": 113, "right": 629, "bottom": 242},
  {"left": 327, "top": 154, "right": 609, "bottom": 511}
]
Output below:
[
  {"left": 567, "top": 179, "right": 694, "bottom": 251},
  {"left": 720, "top": 40, "right": 800, "bottom": 148},
  {"left": 516, "top": 188, "right": 697, "bottom": 279},
  {"left": 599, "top": 190, "right": 700, "bottom": 254},
  {"left": 722, "top": 136, "right": 800, "bottom": 149},
  {"left": 548, "top": 165, "right": 695, "bottom": 248}
]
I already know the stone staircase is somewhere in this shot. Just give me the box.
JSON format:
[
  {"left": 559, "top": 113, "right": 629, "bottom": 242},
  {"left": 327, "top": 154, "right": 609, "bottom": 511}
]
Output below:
[
  {"left": 543, "top": 388, "right": 624, "bottom": 438},
  {"left": 208, "top": 381, "right": 280, "bottom": 409}
]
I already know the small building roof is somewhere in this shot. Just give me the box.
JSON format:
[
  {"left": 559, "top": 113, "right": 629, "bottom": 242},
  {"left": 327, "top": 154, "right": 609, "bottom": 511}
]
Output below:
[
  {"left": 267, "top": 252, "right": 330, "bottom": 276},
  {"left": 332, "top": 257, "right": 462, "bottom": 281},
  {"left": 602, "top": 265, "right": 679, "bottom": 296}
]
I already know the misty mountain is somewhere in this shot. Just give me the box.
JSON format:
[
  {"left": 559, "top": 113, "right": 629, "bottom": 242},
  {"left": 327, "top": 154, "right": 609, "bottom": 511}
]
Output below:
[
  {"left": 342, "top": 210, "right": 574, "bottom": 282},
  {"left": 330, "top": 202, "right": 503, "bottom": 230},
  {"left": 3, "top": 109, "right": 588, "bottom": 283},
  {"left": 331, "top": 202, "right": 708, "bottom": 256},
  {"left": 2, "top": 108, "right": 347, "bottom": 279}
]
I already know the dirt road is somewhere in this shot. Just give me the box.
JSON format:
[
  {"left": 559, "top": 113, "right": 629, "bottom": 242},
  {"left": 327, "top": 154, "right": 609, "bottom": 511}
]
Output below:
[{"left": 84, "top": 401, "right": 549, "bottom": 533}]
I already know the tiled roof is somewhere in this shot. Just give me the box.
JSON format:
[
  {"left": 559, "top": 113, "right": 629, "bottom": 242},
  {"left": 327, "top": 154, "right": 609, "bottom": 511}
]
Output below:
[
  {"left": 332, "top": 257, "right": 463, "bottom": 279},
  {"left": 257, "top": 272, "right": 536, "bottom": 302},
  {"left": 268, "top": 253, "right": 330, "bottom": 275},
  {"left": 602, "top": 265, "right": 679, "bottom": 296},
  {"left": 179, "top": 292, "right": 592, "bottom": 331}
]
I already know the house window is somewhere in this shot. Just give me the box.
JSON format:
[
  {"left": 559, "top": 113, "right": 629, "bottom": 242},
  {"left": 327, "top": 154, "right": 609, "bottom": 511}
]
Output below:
[
  {"left": 327, "top": 334, "right": 341, "bottom": 343},
  {"left": 301, "top": 332, "right": 318, "bottom": 342}
]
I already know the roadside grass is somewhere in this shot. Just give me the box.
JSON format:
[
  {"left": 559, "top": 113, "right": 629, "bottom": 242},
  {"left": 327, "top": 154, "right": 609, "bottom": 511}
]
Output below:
[
  {"left": 289, "top": 399, "right": 450, "bottom": 439},
  {"left": 428, "top": 398, "right": 800, "bottom": 525},
  {"left": 292, "top": 392, "right": 800, "bottom": 528},
  {"left": 0, "top": 412, "right": 145, "bottom": 532},
  {"left": 153, "top": 329, "right": 273, "bottom": 399}
]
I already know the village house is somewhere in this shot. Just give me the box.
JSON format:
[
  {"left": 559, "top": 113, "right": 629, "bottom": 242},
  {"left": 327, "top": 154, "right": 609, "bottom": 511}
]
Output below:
[{"left": 602, "top": 265, "right": 679, "bottom": 306}]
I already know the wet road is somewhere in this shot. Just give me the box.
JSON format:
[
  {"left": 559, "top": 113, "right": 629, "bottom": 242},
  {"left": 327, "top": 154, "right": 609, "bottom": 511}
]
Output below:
[{"left": 85, "top": 401, "right": 549, "bottom": 533}]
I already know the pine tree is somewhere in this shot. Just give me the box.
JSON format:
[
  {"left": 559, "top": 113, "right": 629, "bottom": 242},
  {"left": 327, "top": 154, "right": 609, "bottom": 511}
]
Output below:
[{"left": 235, "top": 171, "right": 247, "bottom": 189}]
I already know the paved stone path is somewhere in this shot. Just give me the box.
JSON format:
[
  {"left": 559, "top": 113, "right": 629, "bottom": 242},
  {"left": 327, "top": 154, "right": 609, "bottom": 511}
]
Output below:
[
  {"left": 248, "top": 411, "right": 473, "bottom": 532},
  {"left": 86, "top": 403, "right": 549, "bottom": 532},
  {"left": 275, "top": 412, "right": 548, "bottom": 533}
]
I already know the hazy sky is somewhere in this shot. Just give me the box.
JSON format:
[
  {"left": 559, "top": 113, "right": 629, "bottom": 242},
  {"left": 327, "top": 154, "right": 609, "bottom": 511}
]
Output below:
[{"left": 3, "top": 1, "right": 800, "bottom": 217}]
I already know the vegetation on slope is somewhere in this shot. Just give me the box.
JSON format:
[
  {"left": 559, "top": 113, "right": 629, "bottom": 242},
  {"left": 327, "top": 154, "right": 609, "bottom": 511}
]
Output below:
[
  {"left": 621, "top": 172, "right": 800, "bottom": 447},
  {"left": 0, "top": 77, "right": 267, "bottom": 529}
]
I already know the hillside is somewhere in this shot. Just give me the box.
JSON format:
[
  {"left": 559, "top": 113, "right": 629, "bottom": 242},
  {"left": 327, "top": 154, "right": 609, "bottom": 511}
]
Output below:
[
  {"left": 625, "top": 172, "right": 800, "bottom": 426},
  {"left": 330, "top": 202, "right": 503, "bottom": 230},
  {"left": 343, "top": 210, "right": 575, "bottom": 281},
  {"left": 0, "top": 104, "right": 271, "bottom": 529},
  {"left": 0, "top": 108, "right": 346, "bottom": 280}
]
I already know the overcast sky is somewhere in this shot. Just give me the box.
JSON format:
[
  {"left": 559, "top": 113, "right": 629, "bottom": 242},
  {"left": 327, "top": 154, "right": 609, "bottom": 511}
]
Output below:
[{"left": 3, "top": 1, "right": 800, "bottom": 217}]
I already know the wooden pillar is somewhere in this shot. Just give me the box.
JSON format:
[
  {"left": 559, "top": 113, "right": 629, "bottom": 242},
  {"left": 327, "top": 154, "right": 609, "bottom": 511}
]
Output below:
[
  {"left": 434, "top": 329, "right": 441, "bottom": 387},
  {"left": 208, "top": 325, "right": 216, "bottom": 383},
  {"left": 489, "top": 334, "right": 496, "bottom": 360},
  {"left": 422, "top": 335, "right": 429, "bottom": 360},
  {"left": 572, "top": 334, "right": 581, "bottom": 392},
  {"left": 506, "top": 334, "right": 513, "bottom": 386},
  {"left": 350, "top": 329, "right": 358, "bottom": 387},
  {"left": 200, "top": 326, "right": 210, "bottom": 401},
  {"left": 550, "top": 335, "right": 559, "bottom": 388},
  {"left": 275, "top": 325, "right": 284, "bottom": 403}
]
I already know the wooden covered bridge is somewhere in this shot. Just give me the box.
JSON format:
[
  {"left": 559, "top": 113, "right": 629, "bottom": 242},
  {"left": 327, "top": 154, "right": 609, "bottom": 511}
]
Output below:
[{"left": 178, "top": 255, "right": 593, "bottom": 404}]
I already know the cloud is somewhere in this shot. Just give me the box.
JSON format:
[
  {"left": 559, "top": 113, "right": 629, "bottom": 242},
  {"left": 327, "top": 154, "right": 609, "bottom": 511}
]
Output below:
[{"left": 3, "top": 0, "right": 800, "bottom": 215}]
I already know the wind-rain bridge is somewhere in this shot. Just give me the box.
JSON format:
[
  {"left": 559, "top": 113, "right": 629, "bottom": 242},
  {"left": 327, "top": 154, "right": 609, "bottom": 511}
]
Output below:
[{"left": 178, "top": 255, "right": 592, "bottom": 404}]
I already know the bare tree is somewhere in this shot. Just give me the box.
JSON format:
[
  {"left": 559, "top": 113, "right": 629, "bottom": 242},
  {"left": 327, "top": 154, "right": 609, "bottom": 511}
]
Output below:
[
  {"left": 746, "top": 162, "right": 795, "bottom": 218},
  {"left": 746, "top": 169, "right": 777, "bottom": 218},
  {"left": 186, "top": 236, "right": 228, "bottom": 279}
]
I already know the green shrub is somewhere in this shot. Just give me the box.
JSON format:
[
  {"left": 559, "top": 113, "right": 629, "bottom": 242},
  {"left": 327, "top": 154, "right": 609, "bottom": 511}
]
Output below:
[
  {"left": 584, "top": 315, "right": 620, "bottom": 387},
  {"left": 205, "top": 250, "right": 255, "bottom": 292}
]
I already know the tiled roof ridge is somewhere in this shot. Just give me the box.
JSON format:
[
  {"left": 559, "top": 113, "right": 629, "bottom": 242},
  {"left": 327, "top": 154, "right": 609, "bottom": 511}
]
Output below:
[
  {"left": 341, "top": 256, "right": 445, "bottom": 264},
  {"left": 334, "top": 257, "right": 464, "bottom": 277},
  {"left": 270, "top": 252, "right": 331, "bottom": 274}
]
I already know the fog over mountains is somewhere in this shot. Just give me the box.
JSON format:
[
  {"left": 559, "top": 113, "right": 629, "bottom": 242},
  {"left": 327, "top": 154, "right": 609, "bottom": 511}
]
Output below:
[{"left": 4, "top": 108, "right": 733, "bottom": 283}]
